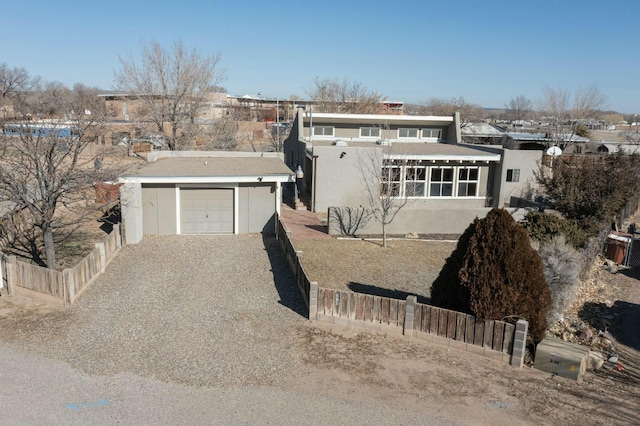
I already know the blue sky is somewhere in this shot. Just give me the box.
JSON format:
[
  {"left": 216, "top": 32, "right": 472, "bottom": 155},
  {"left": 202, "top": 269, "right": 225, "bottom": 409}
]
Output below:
[{"left": 2, "top": 0, "right": 639, "bottom": 112}]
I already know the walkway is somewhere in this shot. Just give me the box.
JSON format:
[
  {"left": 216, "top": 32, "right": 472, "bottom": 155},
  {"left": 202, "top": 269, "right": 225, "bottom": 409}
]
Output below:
[{"left": 279, "top": 205, "right": 332, "bottom": 240}]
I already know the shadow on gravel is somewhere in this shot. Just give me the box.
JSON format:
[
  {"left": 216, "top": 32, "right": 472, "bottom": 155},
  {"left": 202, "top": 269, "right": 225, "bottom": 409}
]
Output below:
[
  {"left": 579, "top": 301, "right": 640, "bottom": 351},
  {"left": 262, "top": 234, "right": 307, "bottom": 318},
  {"left": 348, "top": 282, "right": 431, "bottom": 305}
]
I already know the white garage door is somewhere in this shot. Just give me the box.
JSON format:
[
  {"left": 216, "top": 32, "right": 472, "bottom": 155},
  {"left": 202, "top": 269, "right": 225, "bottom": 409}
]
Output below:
[{"left": 180, "top": 188, "right": 234, "bottom": 234}]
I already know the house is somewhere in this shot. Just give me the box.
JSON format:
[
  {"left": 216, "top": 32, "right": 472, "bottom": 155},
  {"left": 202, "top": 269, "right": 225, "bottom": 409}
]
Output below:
[
  {"left": 118, "top": 151, "right": 294, "bottom": 244},
  {"left": 283, "top": 109, "right": 541, "bottom": 235}
]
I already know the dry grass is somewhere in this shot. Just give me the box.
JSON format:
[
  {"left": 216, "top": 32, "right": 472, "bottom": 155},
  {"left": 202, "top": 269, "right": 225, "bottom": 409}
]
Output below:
[{"left": 293, "top": 238, "right": 457, "bottom": 301}]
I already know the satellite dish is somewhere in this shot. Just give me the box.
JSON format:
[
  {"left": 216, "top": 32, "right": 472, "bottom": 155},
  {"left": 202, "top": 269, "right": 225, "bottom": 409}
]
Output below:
[{"left": 546, "top": 146, "right": 562, "bottom": 157}]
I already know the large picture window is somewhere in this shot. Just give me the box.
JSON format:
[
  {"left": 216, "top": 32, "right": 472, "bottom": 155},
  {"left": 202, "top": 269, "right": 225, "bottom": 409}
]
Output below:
[
  {"left": 381, "top": 162, "right": 401, "bottom": 196},
  {"left": 429, "top": 167, "right": 454, "bottom": 197},
  {"left": 457, "top": 167, "right": 479, "bottom": 197},
  {"left": 379, "top": 162, "right": 481, "bottom": 198},
  {"left": 404, "top": 164, "right": 427, "bottom": 197}
]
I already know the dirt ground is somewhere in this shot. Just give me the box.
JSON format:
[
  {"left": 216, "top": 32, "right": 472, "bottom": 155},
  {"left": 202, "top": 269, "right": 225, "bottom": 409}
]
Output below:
[
  {"left": 294, "top": 238, "right": 457, "bottom": 302},
  {"left": 1, "top": 227, "right": 638, "bottom": 424},
  {"left": 292, "top": 236, "right": 640, "bottom": 425}
]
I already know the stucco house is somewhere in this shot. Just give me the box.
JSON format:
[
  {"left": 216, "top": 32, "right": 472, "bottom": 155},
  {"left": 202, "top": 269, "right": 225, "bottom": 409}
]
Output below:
[
  {"left": 119, "top": 151, "right": 294, "bottom": 244},
  {"left": 283, "top": 109, "right": 540, "bottom": 235}
]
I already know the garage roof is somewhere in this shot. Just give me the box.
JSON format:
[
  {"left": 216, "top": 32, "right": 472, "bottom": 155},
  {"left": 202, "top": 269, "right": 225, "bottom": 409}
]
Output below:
[
  {"left": 119, "top": 155, "right": 295, "bottom": 185},
  {"left": 125, "top": 156, "right": 293, "bottom": 178}
]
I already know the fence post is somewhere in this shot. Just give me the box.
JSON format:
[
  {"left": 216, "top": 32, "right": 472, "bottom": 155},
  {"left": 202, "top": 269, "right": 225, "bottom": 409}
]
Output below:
[
  {"left": 5, "top": 256, "right": 16, "bottom": 295},
  {"left": 95, "top": 242, "right": 107, "bottom": 273},
  {"left": 404, "top": 295, "right": 417, "bottom": 337},
  {"left": 309, "top": 281, "right": 318, "bottom": 320},
  {"left": 0, "top": 252, "right": 3, "bottom": 291},
  {"left": 510, "top": 319, "right": 529, "bottom": 368},
  {"left": 115, "top": 224, "right": 122, "bottom": 249},
  {"left": 63, "top": 269, "right": 75, "bottom": 306}
]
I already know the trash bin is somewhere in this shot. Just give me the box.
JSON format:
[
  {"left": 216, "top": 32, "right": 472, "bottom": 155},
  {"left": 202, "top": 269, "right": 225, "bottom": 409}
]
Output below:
[{"left": 606, "top": 239, "right": 626, "bottom": 264}]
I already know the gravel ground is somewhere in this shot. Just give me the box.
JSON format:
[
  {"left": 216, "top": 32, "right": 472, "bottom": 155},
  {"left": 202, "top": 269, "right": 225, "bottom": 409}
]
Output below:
[{"left": 0, "top": 234, "right": 308, "bottom": 387}]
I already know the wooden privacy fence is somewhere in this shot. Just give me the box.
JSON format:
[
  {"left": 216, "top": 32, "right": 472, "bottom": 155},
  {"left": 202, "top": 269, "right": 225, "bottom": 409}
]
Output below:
[
  {"left": 276, "top": 216, "right": 313, "bottom": 308},
  {"left": 1, "top": 225, "right": 122, "bottom": 307},
  {"left": 276, "top": 215, "right": 529, "bottom": 367}
]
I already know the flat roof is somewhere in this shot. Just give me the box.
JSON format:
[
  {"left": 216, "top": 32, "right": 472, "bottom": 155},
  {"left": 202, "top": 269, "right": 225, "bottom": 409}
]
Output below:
[
  {"left": 308, "top": 141, "right": 501, "bottom": 162},
  {"left": 123, "top": 156, "right": 293, "bottom": 179},
  {"left": 302, "top": 112, "right": 454, "bottom": 126}
]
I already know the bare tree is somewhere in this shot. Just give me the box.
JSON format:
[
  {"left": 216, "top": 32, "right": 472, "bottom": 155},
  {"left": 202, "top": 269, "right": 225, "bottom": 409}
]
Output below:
[
  {"left": 114, "top": 40, "right": 224, "bottom": 150},
  {"left": 357, "top": 148, "right": 409, "bottom": 248},
  {"left": 0, "top": 84, "right": 128, "bottom": 269},
  {"left": 418, "top": 96, "right": 484, "bottom": 126},
  {"left": 538, "top": 84, "right": 608, "bottom": 150},
  {"left": 505, "top": 95, "right": 533, "bottom": 122},
  {"left": 307, "top": 77, "right": 386, "bottom": 114},
  {"left": 0, "top": 63, "right": 31, "bottom": 102},
  {"left": 0, "top": 63, "right": 38, "bottom": 120},
  {"left": 199, "top": 117, "right": 239, "bottom": 150}
]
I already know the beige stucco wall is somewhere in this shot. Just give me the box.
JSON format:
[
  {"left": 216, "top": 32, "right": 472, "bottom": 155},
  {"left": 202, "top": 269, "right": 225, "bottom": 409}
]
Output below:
[{"left": 494, "top": 150, "right": 542, "bottom": 207}]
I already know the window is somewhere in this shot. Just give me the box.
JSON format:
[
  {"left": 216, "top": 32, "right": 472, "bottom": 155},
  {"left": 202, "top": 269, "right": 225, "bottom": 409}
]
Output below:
[
  {"left": 398, "top": 128, "right": 419, "bottom": 139},
  {"left": 429, "top": 167, "right": 454, "bottom": 197},
  {"left": 381, "top": 161, "right": 401, "bottom": 196},
  {"left": 360, "top": 127, "right": 381, "bottom": 138},
  {"left": 404, "top": 164, "right": 427, "bottom": 197},
  {"left": 312, "top": 126, "right": 334, "bottom": 137},
  {"left": 422, "top": 129, "right": 442, "bottom": 139},
  {"left": 506, "top": 169, "right": 520, "bottom": 182},
  {"left": 457, "top": 167, "right": 479, "bottom": 197}
]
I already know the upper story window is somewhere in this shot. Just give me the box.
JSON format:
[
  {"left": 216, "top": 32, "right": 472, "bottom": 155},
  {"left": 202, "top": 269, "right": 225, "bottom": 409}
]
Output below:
[
  {"left": 398, "top": 128, "right": 419, "bottom": 139},
  {"left": 360, "top": 127, "right": 381, "bottom": 138},
  {"left": 312, "top": 126, "right": 334, "bottom": 137},
  {"left": 422, "top": 129, "right": 442, "bottom": 140}
]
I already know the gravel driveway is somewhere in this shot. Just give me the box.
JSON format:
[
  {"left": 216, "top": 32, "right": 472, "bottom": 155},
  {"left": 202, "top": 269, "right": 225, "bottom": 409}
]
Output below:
[{"left": 0, "top": 234, "right": 308, "bottom": 387}]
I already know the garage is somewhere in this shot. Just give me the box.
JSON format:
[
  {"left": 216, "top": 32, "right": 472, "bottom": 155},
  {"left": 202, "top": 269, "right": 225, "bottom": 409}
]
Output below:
[
  {"left": 180, "top": 188, "right": 234, "bottom": 234},
  {"left": 119, "top": 152, "right": 295, "bottom": 244}
]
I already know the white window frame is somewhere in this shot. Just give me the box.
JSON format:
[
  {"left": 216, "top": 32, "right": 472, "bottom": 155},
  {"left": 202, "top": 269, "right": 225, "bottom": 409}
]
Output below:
[
  {"left": 360, "top": 127, "right": 381, "bottom": 138},
  {"left": 428, "top": 166, "right": 455, "bottom": 197},
  {"left": 421, "top": 128, "right": 442, "bottom": 140},
  {"left": 312, "top": 126, "right": 334, "bottom": 137},
  {"left": 397, "top": 128, "right": 419, "bottom": 139},
  {"left": 381, "top": 160, "right": 402, "bottom": 197},
  {"left": 404, "top": 163, "right": 427, "bottom": 198},
  {"left": 457, "top": 166, "right": 480, "bottom": 197},
  {"left": 379, "top": 163, "right": 482, "bottom": 199},
  {"left": 506, "top": 168, "right": 520, "bottom": 182}
]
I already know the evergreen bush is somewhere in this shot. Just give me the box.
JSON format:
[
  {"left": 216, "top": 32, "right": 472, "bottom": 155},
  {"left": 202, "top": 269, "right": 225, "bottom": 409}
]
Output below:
[
  {"left": 430, "top": 208, "right": 551, "bottom": 342},
  {"left": 520, "top": 211, "right": 589, "bottom": 249}
]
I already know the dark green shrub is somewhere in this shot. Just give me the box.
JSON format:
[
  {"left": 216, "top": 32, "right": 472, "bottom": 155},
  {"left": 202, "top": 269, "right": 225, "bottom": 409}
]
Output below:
[
  {"left": 430, "top": 208, "right": 551, "bottom": 342},
  {"left": 519, "top": 211, "right": 589, "bottom": 249}
]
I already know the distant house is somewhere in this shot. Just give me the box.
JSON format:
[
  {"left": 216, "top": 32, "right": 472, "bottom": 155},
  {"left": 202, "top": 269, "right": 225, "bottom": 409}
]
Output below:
[
  {"left": 283, "top": 110, "right": 541, "bottom": 235},
  {"left": 118, "top": 151, "right": 294, "bottom": 244},
  {"left": 500, "top": 132, "right": 590, "bottom": 153},
  {"left": 460, "top": 123, "right": 505, "bottom": 144}
]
